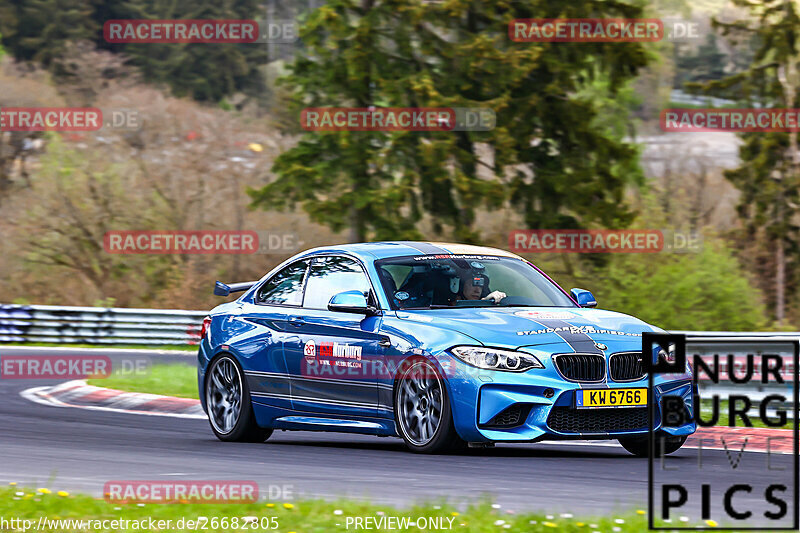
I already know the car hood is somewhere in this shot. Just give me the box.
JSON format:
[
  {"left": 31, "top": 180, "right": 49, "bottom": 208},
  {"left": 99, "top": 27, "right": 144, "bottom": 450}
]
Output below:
[{"left": 394, "top": 306, "right": 662, "bottom": 351}]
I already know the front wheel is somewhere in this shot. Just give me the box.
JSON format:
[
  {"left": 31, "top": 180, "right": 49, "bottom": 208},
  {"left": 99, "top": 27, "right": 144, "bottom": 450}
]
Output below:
[
  {"left": 618, "top": 434, "right": 687, "bottom": 457},
  {"left": 394, "top": 358, "right": 465, "bottom": 454},
  {"left": 206, "top": 354, "right": 272, "bottom": 443}
]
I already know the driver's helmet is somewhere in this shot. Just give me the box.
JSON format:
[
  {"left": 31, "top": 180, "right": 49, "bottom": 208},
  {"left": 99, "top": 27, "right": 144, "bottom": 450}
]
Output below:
[{"left": 456, "top": 261, "right": 490, "bottom": 298}]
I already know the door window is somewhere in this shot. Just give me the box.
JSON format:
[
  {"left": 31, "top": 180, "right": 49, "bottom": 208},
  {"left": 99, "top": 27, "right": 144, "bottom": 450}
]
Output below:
[
  {"left": 303, "top": 256, "right": 371, "bottom": 310},
  {"left": 256, "top": 260, "right": 309, "bottom": 305}
]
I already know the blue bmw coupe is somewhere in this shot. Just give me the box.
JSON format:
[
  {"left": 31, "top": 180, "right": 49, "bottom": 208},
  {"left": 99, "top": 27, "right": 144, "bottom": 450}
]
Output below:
[{"left": 198, "top": 242, "right": 696, "bottom": 454}]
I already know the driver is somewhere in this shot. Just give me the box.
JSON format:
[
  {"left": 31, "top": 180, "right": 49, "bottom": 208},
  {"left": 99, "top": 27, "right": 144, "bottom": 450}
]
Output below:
[{"left": 457, "top": 270, "right": 506, "bottom": 303}]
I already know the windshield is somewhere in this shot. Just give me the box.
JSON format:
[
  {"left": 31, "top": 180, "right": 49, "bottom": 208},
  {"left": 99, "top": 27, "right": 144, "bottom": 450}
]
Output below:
[{"left": 375, "top": 255, "right": 576, "bottom": 310}]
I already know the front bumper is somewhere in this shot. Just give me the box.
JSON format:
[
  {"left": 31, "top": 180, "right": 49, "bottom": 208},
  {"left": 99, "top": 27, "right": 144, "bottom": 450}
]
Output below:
[{"left": 441, "top": 352, "right": 697, "bottom": 443}]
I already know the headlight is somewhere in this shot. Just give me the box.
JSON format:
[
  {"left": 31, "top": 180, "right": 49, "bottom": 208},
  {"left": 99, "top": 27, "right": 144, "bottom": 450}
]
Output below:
[
  {"left": 450, "top": 346, "right": 544, "bottom": 372},
  {"left": 655, "top": 344, "right": 692, "bottom": 374},
  {"left": 656, "top": 343, "right": 676, "bottom": 364}
]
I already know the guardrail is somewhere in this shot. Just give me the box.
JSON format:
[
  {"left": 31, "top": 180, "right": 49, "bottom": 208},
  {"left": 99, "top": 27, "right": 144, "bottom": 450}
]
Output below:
[
  {"left": 1, "top": 304, "right": 799, "bottom": 362},
  {"left": 0, "top": 304, "right": 206, "bottom": 345}
]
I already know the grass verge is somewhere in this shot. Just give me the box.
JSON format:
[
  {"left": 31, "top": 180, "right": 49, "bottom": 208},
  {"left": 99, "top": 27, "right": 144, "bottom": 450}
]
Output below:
[
  {"left": 87, "top": 364, "right": 198, "bottom": 399},
  {"left": 0, "top": 485, "right": 691, "bottom": 532}
]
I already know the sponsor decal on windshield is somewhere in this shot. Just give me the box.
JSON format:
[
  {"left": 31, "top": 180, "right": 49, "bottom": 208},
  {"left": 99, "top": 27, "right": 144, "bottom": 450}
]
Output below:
[
  {"left": 412, "top": 254, "right": 500, "bottom": 261},
  {"left": 514, "top": 310, "right": 576, "bottom": 320},
  {"left": 516, "top": 325, "right": 642, "bottom": 337}
]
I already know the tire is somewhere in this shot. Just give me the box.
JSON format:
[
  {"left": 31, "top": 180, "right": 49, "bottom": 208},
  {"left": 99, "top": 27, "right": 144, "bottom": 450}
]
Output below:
[
  {"left": 618, "top": 434, "right": 687, "bottom": 457},
  {"left": 394, "top": 358, "right": 466, "bottom": 454},
  {"left": 205, "top": 354, "right": 272, "bottom": 443}
]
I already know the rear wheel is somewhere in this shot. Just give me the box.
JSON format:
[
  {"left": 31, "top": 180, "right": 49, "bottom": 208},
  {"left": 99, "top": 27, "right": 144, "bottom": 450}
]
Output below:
[
  {"left": 206, "top": 354, "right": 272, "bottom": 443},
  {"left": 618, "top": 434, "right": 687, "bottom": 457},
  {"left": 394, "top": 358, "right": 466, "bottom": 454}
]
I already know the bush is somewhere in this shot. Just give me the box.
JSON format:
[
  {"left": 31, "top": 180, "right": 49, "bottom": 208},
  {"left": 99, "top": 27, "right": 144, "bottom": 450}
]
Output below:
[{"left": 593, "top": 240, "right": 768, "bottom": 331}]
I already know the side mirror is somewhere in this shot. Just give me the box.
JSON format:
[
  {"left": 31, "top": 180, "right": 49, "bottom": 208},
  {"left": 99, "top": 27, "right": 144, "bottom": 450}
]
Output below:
[
  {"left": 328, "top": 290, "right": 378, "bottom": 315},
  {"left": 570, "top": 288, "right": 597, "bottom": 308}
]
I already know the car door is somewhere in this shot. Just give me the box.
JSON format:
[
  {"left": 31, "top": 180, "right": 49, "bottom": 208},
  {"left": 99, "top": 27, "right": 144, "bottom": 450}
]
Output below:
[
  {"left": 282, "top": 255, "right": 387, "bottom": 418},
  {"left": 240, "top": 259, "right": 310, "bottom": 411}
]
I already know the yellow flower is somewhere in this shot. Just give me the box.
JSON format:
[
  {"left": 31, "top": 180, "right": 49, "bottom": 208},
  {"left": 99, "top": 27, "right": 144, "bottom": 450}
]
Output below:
[
  {"left": 543, "top": 522, "right": 557, "bottom": 528},
  {"left": 576, "top": 522, "right": 585, "bottom": 527},
  {"left": 248, "top": 143, "right": 264, "bottom": 153},
  {"left": 57, "top": 491, "right": 69, "bottom": 498},
  {"left": 705, "top": 520, "right": 718, "bottom": 527},
  {"left": 37, "top": 488, "right": 51, "bottom": 494},
  {"left": 451, "top": 512, "right": 459, "bottom": 517},
  {"left": 266, "top": 503, "right": 275, "bottom": 508},
  {"left": 283, "top": 503, "right": 294, "bottom": 509},
  {"left": 23, "top": 494, "right": 33, "bottom": 500},
  {"left": 9, "top": 482, "right": 17, "bottom": 486},
  {"left": 636, "top": 510, "right": 646, "bottom": 515}
]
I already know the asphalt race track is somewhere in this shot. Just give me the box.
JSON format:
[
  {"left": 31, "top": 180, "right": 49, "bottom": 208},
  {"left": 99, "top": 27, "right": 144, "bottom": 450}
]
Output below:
[{"left": 1, "top": 347, "right": 795, "bottom": 521}]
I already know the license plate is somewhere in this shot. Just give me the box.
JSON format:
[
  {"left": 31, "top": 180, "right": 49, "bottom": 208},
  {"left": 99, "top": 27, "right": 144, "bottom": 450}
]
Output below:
[{"left": 576, "top": 388, "right": 647, "bottom": 408}]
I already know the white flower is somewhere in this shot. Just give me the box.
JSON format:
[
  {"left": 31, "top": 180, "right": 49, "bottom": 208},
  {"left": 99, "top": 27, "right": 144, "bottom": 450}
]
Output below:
[
  {"left": 493, "top": 520, "right": 505, "bottom": 526},
  {"left": 333, "top": 510, "right": 343, "bottom": 516}
]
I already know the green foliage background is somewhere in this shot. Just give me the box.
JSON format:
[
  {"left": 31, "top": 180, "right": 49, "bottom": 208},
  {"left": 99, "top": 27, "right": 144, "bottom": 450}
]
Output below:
[
  {"left": 594, "top": 242, "right": 768, "bottom": 331},
  {"left": 0, "top": 0, "right": 788, "bottom": 330}
]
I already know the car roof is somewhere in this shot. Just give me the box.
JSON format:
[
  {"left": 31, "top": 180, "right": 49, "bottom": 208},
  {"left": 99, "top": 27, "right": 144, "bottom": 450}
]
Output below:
[{"left": 296, "top": 241, "right": 523, "bottom": 261}]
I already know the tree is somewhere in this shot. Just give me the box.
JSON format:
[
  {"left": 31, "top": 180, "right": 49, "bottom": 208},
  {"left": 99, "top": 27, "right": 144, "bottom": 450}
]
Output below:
[
  {"left": 693, "top": 0, "right": 800, "bottom": 325},
  {"left": 250, "top": 0, "right": 437, "bottom": 242},
  {"left": 252, "top": 0, "right": 651, "bottom": 242},
  {"left": 0, "top": 0, "right": 273, "bottom": 104},
  {"left": 106, "top": 0, "right": 269, "bottom": 103},
  {"left": 673, "top": 33, "right": 728, "bottom": 89},
  {"left": 0, "top": 0, "right": 97, "bottom": 68}
]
